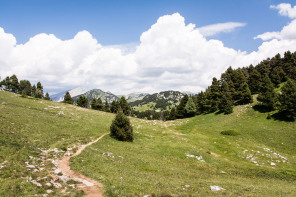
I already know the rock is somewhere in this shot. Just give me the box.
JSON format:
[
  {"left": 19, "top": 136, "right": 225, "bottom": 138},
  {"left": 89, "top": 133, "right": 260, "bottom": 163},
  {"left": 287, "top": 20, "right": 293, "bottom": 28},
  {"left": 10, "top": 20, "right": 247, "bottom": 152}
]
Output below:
[
  {"left": 27, "top": 165, "right": 36, "bottom": 169},
  {"left": 210, "top": 185, "right": 225, "bottom": 191},
  {"left": 54, "top": 168, "right": 61, "bottom": 174},
  {"left": 58, "top": 175, "right": 70, "bottom": 183},
  {"left": 46, "top": 189, "right": 53, "bottom": 194},
  {"left": 270, "top": 162, "right": 276, "bottom": 166}
]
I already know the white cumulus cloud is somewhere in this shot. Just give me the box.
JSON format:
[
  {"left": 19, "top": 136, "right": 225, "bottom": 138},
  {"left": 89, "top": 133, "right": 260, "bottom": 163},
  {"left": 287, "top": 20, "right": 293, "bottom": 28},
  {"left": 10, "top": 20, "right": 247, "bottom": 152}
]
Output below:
[
  {"left": 198, "top": 22, "right": 246, "bottom": 37},
  {"left": 271, "top": 3, "right": 296, "bottom": 18},
  {"left": 1, "top": 12, "right": 296, "bottom": 95}
]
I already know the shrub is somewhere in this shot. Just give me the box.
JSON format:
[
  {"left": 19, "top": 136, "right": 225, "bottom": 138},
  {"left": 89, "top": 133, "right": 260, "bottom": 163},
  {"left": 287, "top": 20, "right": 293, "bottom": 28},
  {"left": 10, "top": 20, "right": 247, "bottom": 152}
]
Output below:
[
  {"left": 220, "top": 130, "right": 240, "bottom": 136},
  {"left": 110, "top": 109, "right": 133, "bottom": 142}
]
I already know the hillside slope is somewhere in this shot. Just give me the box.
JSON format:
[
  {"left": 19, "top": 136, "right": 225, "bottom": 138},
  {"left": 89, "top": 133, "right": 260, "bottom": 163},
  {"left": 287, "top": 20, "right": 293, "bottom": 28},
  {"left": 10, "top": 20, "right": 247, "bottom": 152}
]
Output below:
[
  {"left": 73, "top": 89, "right": 119, "bottom": 103},
  {"left": 1, "top": 91, "right": 296, "bottom": 196}
]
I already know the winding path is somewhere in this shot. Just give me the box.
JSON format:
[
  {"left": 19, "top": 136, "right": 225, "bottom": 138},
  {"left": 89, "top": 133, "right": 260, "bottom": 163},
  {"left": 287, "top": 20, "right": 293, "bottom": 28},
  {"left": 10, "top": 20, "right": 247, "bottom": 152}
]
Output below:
[{"left": 58, "top": 133, "right": 108, "bottom": 197}]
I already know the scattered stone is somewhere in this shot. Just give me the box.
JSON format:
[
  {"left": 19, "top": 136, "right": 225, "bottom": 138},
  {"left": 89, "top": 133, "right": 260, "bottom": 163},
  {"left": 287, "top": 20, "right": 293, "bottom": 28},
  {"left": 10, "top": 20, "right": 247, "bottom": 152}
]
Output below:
[
  {"left": 31, "top": 180, "right": 42, "bottom": 187},
  {"left": 58, "top": 175, "right": 70, "bottom": 183},
  {"left": 27, "top": 165, "right": 36, "bottom": 169},
  {"left": 210, "top": 185, "right": 225, "bottom": 191},
  {"left": 45, "top": 183, "right": 52, "bottom": 187},
  {"left": 270, "top": 162, "right": 276, "bottom": 166},
  {"left": 46, "top": 190, "right": 53, "bottom": 194},
  {"left": 54, "top": 168, "right": 62, "bottom": 174},
  {"left": 58, "top": 111, "right": 65, "bottom": 115}
]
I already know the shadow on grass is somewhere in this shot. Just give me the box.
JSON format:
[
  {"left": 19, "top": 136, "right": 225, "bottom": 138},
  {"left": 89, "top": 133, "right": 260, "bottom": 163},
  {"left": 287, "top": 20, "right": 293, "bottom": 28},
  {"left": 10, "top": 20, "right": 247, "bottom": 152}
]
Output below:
[
  {"left": 271, "top": 111, "right": 295, "bottom": 122},
  {"left": 253, "top": 105, "right": 273, "bottom": 113}
]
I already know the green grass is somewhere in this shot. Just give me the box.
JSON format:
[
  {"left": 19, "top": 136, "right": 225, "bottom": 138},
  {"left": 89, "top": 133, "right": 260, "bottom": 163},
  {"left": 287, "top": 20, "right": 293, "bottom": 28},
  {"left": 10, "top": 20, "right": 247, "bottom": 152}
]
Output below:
[
  {"left": 0, "top": 91, "right": 113, "bottom": 196},
  {"left": 1, "top": 91, "right": 296, "bottom": 196}
]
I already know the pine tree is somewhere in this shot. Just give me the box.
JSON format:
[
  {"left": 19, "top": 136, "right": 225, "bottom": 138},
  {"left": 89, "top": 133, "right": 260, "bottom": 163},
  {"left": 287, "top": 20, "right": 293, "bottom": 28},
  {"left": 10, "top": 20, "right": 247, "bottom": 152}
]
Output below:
[
  {"left": 19, "top": 80, "right": 32, "bottom": 96},
  {"left": 110, "top": 108, "right": 133, "bottom": 142},
  {"left": 185, "top": 97, "right": 196, "bottom": 117},
  {"left": 119, "top": 96, "right": 130, "bottom": 115},
  {"left": 31, "top": 84, "right": 36, "bottom": 97},
  {"left": 219, "top": 81, "right": 233, "bottom": 114},
  {"left": 97, "top": 98, "right": 104, "bottom": 111},
  {"left": 10, "top": 74, "right": 19, "bottom": 93},
  {"left": 77, "top": 96, "right": 89, "bottom": 108},
  {"left": 278, "top": 79, "right": 296, "bottom": 120},
  {"left": 257, "top": 74, "right": 276, "bottom": 110},
  {"left": 63, "top": 91, "right": 74, "bottom": 104},
  {"left": 104, "top": 100, "right": 110, "bottom": 112},
  {"left": 176, "top": 94, "right": 189, "bottom": 118},
  {"left": 44, "top": 92, "right": 50, "bottom": 100},
  {"left": 236, "top": 82, "right": 253, "bottom": 105},
  {"left": 35, "top": 82, "right": 43, "bottom": 98},
  {"left": 168, "top": 107, "right": 176, "bottom": 120},
  {"left": 209, "top": 77, "right": 220, "bottom": 112},
  {"left": 91, "top": 98, "right": 98, "bottom": 109},
  {"left": 111, "top": 100, "right": 120, "bottom": 113},
  {"left": 248, "top": 66, "right": 261, "bottom": 94}
]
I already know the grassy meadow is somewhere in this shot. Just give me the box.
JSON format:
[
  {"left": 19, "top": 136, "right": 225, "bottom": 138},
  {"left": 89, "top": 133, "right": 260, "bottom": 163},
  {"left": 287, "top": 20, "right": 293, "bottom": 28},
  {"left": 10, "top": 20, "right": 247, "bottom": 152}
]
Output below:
[{"left": 1, "top": 90, "right": 296, "bottom": 196}]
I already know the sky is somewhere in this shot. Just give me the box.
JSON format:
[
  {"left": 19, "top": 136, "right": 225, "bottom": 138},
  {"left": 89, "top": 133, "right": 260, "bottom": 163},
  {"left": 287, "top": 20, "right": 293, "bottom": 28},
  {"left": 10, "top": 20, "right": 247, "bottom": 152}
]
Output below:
[{"left": 1, "top": 0, "right": 296, "bottom": 95}]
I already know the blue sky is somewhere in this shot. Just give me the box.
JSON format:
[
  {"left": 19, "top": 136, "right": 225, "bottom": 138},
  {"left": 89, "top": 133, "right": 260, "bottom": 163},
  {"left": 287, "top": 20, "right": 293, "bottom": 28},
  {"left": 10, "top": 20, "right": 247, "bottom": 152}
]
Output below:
[
  {"left": 1, "top": 0, "right": 296, "bottom": 94},
  {"left": 0, "top": 0, "right": 293, "bottom": 52}
]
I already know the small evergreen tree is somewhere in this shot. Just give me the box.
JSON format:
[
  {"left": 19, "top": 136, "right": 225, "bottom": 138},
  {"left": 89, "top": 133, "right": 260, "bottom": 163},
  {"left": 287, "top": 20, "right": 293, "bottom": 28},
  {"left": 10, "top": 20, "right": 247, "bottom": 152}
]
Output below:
[
  {"left": 31, "top": 84, "right": 36, "bottom": 97},
  {"left": 119, "top": 96, "right": 130, "bottom": 115},
  {"left": 278, "top": 79, "right": 296, "bottom": 120},
  {"left": 35, "top": 81, "right": 43, "bottom": 98},
  {"left": 236, "top": 82, "right": 253, "bottom": 104},
  {"left": 91, "top": 98, "right": 98, "bottom": 109},
  {"left": 10, "top": 74, "right": 19, "bottom": 93},
  {"left": 77, "top": 96, "right": 89, "bottom": 108},
  {"left": 44, "top": 92, "right": 50, "bottom": 100},
  {"left": 219, "top": 81, "right": 233, "bottom": 114},
  {"left": 257, "top": 74, "right": 276, "bottom": 110},
  {"left": 168, "top": 107, "right": 176, "bottom": 120},
  {"left": 97, "top": 98, "right": 104, "bottom": 111},
  {"left": 176, "top": 94, "right": 189, "bottom": 118},
  {"left": 185, "top": 97, "right": 196, "bottom": 117},
  {"left": 63, "top": 91, "right": 74, "bottom": 104},
  {"left": 110, "top": 108, "right": 133, "bottom": 142},
  {"left": 104, "top": 100, "right": 111, "bottom": 112},
  {"left": 19, "top": 80, "right": 32, "bottom": 96},
  {"left": 111, "top": 100, "right": 120, "bottom": 113}
]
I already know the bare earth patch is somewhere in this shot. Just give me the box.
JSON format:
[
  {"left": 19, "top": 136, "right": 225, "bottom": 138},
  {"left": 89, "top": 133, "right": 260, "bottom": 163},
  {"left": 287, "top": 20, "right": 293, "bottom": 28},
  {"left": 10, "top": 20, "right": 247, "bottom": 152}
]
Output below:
[{"left": 58, "top": 133, "right": 107, "bottom": 197}]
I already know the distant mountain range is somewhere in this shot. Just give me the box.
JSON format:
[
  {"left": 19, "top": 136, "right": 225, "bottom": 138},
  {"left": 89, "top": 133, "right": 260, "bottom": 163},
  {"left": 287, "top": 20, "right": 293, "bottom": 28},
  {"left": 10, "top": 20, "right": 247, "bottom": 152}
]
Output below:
[
  {"left": 72, "top": 89, "right": 119, "bottom": 103},
  {"left": 51, "top": 87, "right": 187, "bottom": 111},
  {"left": 50, "top": 87, "right": 88, "bottom": 102},
  {"left": 130, "top": 90, "right": 184, "bottom": 110}
]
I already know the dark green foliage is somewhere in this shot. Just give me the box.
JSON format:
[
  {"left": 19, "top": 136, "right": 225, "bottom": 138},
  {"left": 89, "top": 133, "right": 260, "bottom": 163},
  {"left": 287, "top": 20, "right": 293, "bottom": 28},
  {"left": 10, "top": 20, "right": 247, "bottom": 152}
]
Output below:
[
  {"left": 31, "top": 85, "right": 36, "bottom": 97},
  {"left": 248, "top": 65, "right": 261, "bottom": 94},
  {"left": 185, "top": 97, "right": 196, "bottom": 117},
  {"left": 119, "top": 96, "right": 130, "bottom": 115},
  {"left": 236, "top": 82, "right": 252, "bottom": 105},
  {"left": 209, "top": 77, "right": 220, "bottom": 112},
  {"left": 220, "top": 130, "right": 240, "bottom": 136},
  {"left": 91, "top": 98, "right": 103, "bottom": 110},
  {"left": 168, "top": 107, "right": 177, "bottom": 120},
  {"left": 257, "top": 74, "right": 276, "bottom": 110},
  {"left": 19, "top": 80, "right": 32, "bottom": 96},
  {"left": 44, "top": 92, "right": 50, "bottom": 100},
  {"left": 77, "top": 96, "right": 89, "bottom": 108},
  {"left": 278, "top": 79, "right": 296, "bottom": 121},
  {"left": 104, "top": 100, "right": 110, "bottom": 112},
  {"left": 9, "top": 75, "right": 19, "bottom": 93},
  {"left": 219, "top": 81, "right": 233, "bottom": 114},
  {"left": 111, "top": 101, "right": 120, "bottom": 113},
  {"left": 176, "top": 94, "right": 189, "bottom": 118},
  {"left": 63, "top": 91, "right": 74, "bottom": 104},
  {"left": 110, "top": 109, "right": 133, "bottom": 142},
  {"left": 34, "top": 82, "right": 43, "bottom": 98}
]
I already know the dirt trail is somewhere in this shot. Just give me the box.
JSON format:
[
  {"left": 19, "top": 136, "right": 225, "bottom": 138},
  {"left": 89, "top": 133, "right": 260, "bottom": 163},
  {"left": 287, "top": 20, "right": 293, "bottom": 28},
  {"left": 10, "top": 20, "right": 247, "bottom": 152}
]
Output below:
[{"left": 58, "top": 133, "right": 107, "bottom": 197}]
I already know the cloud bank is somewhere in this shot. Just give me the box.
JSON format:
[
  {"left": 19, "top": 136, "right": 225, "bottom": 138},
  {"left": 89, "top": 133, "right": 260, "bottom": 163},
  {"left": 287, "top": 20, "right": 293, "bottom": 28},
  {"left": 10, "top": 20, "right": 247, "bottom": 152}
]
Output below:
[{"left": 1, "top": 9, "right": 296, "bottom": 94}]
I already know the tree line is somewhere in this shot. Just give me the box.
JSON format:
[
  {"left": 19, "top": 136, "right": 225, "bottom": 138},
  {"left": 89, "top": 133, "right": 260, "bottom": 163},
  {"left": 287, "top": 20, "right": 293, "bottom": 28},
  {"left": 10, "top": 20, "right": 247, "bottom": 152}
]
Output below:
[
  {"left": 168, "top": 51, "right": 296, "bottom": 121},
  {"left": 0, "top": 74, "right": 50, "bottom": 100}
]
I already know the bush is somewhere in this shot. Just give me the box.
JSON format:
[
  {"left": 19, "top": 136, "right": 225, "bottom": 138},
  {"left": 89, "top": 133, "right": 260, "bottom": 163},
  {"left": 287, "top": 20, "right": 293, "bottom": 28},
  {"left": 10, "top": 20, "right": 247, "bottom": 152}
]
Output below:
[
  {"left": 220, "top": 130, "right": 240, "bottom": 136},
  {"left": 110, "top": 109, "right": 133, "bottom": 142}
]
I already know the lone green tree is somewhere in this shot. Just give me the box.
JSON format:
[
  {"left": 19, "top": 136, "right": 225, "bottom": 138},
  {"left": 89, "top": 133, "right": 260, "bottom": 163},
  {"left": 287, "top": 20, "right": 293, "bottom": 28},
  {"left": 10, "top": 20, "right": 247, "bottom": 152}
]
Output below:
[
  {"left": 63, "top": 91, "right": 74, "bottom": 104},
  {"left": 219, "top": 81, "right": 233, "bottom": 114},
  {"left": 278, "top": 79, "right": 296, "bottom": 120},
  {"left": 44, "top": 92, "right": 50, "bottom": 100},
  {"left": 110, "top": 108, "right": 133, "bottom": 142},
  {"left": 185, "top": 97, "right": 196, "bottom": 117},
  {"left": 119, "top": 96, "right": 130, "bottom": 115},
  {"left": 104, "top": 100, "right": 111, "bottom": 112}
]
